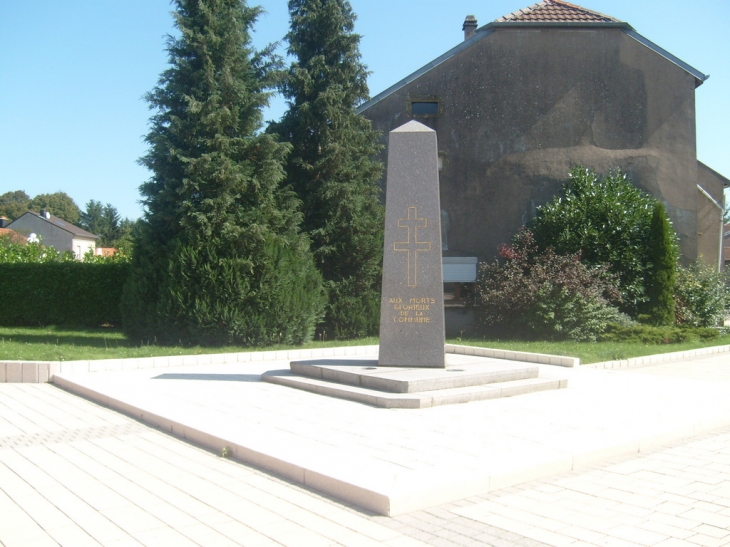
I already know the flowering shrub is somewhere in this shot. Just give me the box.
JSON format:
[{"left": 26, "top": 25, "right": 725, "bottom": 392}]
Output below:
[{"left": 475, "top": 229, "right": 623, "bottom": 341}]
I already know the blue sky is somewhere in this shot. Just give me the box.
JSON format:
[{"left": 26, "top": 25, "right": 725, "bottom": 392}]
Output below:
[{"left": 0, "top": 0, "right": 727, "bottom": 221}]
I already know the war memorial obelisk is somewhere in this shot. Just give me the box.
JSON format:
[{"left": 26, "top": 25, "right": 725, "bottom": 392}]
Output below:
[
  {"left": 378, "top": 121, "right": 445, "bottom": 368},
  {"left": 263, "top": 120, "right": 565, "bottom": 409}
]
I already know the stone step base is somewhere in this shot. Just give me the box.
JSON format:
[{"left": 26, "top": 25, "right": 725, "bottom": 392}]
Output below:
[
  {"left": 290, "top": 355, "right": 539, "bottom": 393},
  {"left": 261, "top": 369, "right": 567, "bottom": 408}
]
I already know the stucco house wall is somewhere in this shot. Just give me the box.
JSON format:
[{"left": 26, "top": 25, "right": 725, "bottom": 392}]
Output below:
[
  {"left": 696, "top": 163, "right": 728, "bottom": 268},
  {"left": 360, "top": 2, "right": 727, "bottom": 267},
  {"left": 7, "top": 212, "right": 98, "bottom": 259}
]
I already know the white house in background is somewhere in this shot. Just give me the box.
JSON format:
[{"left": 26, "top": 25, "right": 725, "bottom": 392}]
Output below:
[{"left": 7, "top": 210, "right": 98, "bottom": 259}]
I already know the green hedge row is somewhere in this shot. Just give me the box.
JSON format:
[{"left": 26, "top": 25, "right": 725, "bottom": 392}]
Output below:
[{"left": 0, "top": 262, "right": 129, "bottom": 327}]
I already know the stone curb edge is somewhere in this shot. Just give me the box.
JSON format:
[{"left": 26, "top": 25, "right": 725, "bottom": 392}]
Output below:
[
  {"left": 586, "top": 344, "right": 730, "bottom": 369},
  {"left": 0, "top": 345, "right": 379, "bottom": 383},
  {"left": 5, "top": 343, "right": 728, "bottom": 383},
  {"left": 1, "top": 344, "right": 574, "bottom": 383},
  {"left": 445, "top": 344, "right": 579, "bottom": 367}
]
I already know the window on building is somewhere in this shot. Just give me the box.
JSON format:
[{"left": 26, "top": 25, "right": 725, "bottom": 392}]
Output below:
[{"left": 410, "top": 100, "right": 440, "bottom": 117}]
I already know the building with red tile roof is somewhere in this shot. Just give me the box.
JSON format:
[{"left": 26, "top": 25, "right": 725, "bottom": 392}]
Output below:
[
  {"left": 496, "top": 0, "right": 618, "bottom": 23},
  {"left": 360, "top": 0, "right": 728, "bottom": 268}
]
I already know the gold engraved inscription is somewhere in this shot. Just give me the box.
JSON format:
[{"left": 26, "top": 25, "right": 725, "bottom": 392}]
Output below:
[
  {"left": 393, "top": 206, "right": 431, "bottom": 287},
  {"left": 389, "top": 297, "right": 436, "bottom": 323}
]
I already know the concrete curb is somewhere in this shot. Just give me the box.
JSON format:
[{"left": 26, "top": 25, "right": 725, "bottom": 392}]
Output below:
[
  {"left": 1, "top": 343, "right": 575, "bottom": 383},
  {"left": 587, "top": 344, "right": 730, "bottom": 369},
  {"left": 5, "top": 343, "right": 728, "bottom": 383},
  {"left": 445, "top": 343, "right": 579, "bottom": 367},
  {"left": 0, "top": 345, "right": 379, "bottom": 383}
]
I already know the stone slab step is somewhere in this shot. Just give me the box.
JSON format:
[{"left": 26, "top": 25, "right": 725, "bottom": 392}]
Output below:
[
  {"left": 261, "top": 370, "right": 567, "bottom": 408},
  {"left": 291, "top": 354, "right": 539, "bottom": 394}
]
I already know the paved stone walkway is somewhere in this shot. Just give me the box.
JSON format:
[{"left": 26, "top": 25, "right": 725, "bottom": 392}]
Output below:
[
  {"left": 2, "top": 354, "right": 730, "bottom": 546},
  {"left": 380, "top": 426, "right": 730, "bottom": 547}
]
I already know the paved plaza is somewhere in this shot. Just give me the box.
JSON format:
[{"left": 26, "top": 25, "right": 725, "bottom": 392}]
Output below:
[{"left": 1, "top": 351, "right": 730, "bottom": 546}]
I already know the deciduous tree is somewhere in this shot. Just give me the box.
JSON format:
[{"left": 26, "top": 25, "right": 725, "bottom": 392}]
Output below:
[
  {"left": 27, "top": 192, "right": 81, "bottom": 224},
  {"left": 0, "top": 190, "right": 30, "bottom": 221},
  {"left": 530, "top": 167, "right": 659, "bottom": 316}
]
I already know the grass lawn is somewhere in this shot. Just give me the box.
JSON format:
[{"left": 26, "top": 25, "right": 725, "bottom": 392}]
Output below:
[
  {"left": 0, "top": 326, "right": 378, "bottom": 362},
  {"left": 1, "top": 326, "right": 728, "bottom": 364},
  {"left": 449, "top": 336, "right": 730, "bottom": 364}
]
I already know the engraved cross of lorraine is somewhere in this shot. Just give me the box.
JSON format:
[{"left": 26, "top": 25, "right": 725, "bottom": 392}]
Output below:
[{"left": 393, "top": 206, "right": 431, "bottom": 287}]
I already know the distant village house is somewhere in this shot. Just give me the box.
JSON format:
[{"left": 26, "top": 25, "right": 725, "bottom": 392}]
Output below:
[{"left": 6, "top": 210, "right": 98, "bottom": 259}]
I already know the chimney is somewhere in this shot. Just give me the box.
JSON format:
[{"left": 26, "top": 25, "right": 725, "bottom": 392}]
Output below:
[
  {"left": 40, "top": 209, "right": 50, "bottom": 219},
  {"left": 0, "top": 216, "right": 9, "bottom": 228},
  {"left": 463, "top": 15, "right": 477, "bottom": 41}
]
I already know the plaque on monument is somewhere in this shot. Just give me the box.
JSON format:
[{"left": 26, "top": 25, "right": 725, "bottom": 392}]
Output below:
[{"left": 379, "top": 120, "right": 445, "bottom": 368}]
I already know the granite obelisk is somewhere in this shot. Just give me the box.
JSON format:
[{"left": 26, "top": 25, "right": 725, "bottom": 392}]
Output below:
[{"left": 379, "top": 120, "right": 445, "bottom": 368}]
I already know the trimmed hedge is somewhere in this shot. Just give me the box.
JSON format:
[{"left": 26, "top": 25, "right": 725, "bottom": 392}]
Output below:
[{"left": 0, "top": 262, "right": 129, "bottom": 327}]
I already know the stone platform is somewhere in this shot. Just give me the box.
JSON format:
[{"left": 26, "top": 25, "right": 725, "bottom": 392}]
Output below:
[{"left": 262, "top": 355, "right": 567, "bottom": 408}]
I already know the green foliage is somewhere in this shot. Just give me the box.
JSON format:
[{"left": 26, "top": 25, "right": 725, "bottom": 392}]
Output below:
[
  {"left": 0, "top": 235, "right": 76, "bottom": 263},
  {"left": 449, "top": 334, "right": 730, "bottom": 364},
  {"left": 475, "top": 229, "right": 623, "bottom": 341},
  {"left": 530, "top": 167, "right": 658, "bottom": 316},
  {"left": 600, "top": 323, "right": 719, "bottom": 344},
  {"left": 272, "top": 0, "right": 384, "bottom": 339},
  {"left": 79, "top": 200, "right": 125, "bottom": 247},
  {"left": 674, "top": 260, "right": 728, "bottom": 327},
  {"left": 123, "top": 0, "right": 324, "bottom": 346},
  {"left": 0, "top": 190, "right": 30, "bottom": 220},
  {"left": 154, "top": 238, "right": 323, "bottom": 346},
  {"left": 644, "top": 201, "right": 677, "bottom": 325},
  {"left": 0, "top": 237, "right": 129, "bottom": 328},
  {"left": 0, "top": 262, "right": 129, "bottom": 327},
  {"left": 81, "top": 248, "right": 131, "bottom": 264},
  {"left": 27, "top": 192, "right": 81, "bottom": 224}
]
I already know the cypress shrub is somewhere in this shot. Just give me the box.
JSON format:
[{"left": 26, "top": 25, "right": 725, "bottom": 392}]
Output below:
[
  {"left": 147, "top": 238, "right": 324, "bottom": 346},
  {"left": 643, "top": 201, "right": 677, "bottom": 325},
  {"left": 122, "top": 0, "right": 325, "bottom": 346}
]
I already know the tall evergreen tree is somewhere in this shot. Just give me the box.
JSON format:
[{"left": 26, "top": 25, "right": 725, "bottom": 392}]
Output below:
[
  {"left": 644, "top": 201, "right": 677, "bottom": 325},
  {"left": 272, "top": 0, "right": 384, "bottom": 339},
  {"left": 79, "top": 200, "right": 124, "bottom": 247},
  {"left": 122, "top": 0, "right": 324, "bottom": 346}
]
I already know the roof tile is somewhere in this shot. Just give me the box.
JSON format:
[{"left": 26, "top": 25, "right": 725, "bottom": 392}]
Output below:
[{"left": 496, "top": 0, "right": 620, "bottom": 23}]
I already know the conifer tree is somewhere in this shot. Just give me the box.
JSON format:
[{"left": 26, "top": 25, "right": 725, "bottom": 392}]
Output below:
[
  {"left": 272, "top": 0, "right": 384, "bottom": 339},
  {"left": 644, "top": 201, "right": 677, "bottom": 325},
  {"left": 79, "top": 200, "right": 124, "bottom": 247},
  {"left": 122, "top": 0, "right": 324, "bottom": 346}
]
